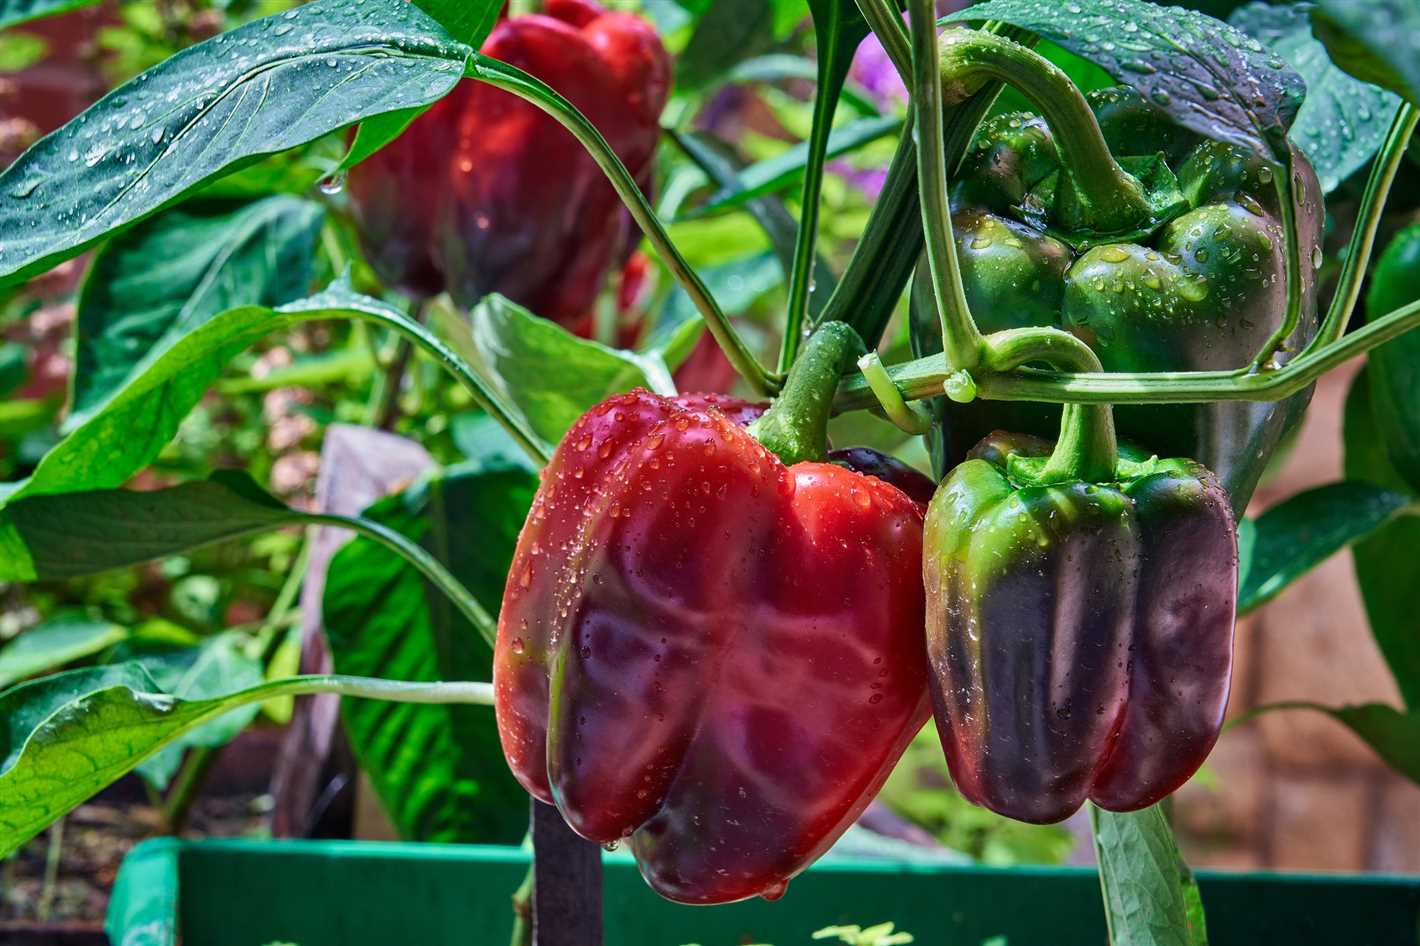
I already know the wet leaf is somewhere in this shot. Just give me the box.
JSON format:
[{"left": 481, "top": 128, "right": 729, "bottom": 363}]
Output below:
[
  {"left": 1231, "top": 2, "right": 1401, "bottom": 192},
  {"left": 1312, "top": 0, "right": 1420, "bottom": 107},
  {"left": 944, "top": 0, "right": 1306, "bottom": 161},
  {"left": 0, "top": 0, "right": 469, "bottom": 287}
]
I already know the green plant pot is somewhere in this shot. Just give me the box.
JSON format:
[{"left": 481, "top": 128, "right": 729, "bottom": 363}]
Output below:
[{"left": 105, "top": 838, "right": 1420, "bottom": 946}]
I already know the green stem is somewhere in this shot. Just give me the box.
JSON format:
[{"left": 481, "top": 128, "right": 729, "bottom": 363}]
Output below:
[
  {"left": 983, "top": 328, "right": 1116, "bottom": 483},
  {"left": 854, "top": 0, "right": 911, "bottom": 81},
  {"left": 833, "top": 294, "right": 1420, "bottom": 408},
  {"left": 37, "top": 817, "right": 62, "bottom": 922},
  {"left": 750, "top": 322, "right": 866, "bottom": 464},
  {"left": 1252, "top": 151, "right": 1304, "bottom": 369},
  {"left": 782, "top": 3, "right": 864, "bottom": 372},
  {"left": 1309, "top": 102, "right": 1418, "bottom": 351},
  {"left": 936, "top": 30, "right": 1151, "bottom": 234},
  {"left": 347, "top": 304, "right": 549, "bottom": 466},
  {"left": 910, "top": 0, "right": 984, "bottom": 371},
  {"left": 162, "top": 744, "right": 223, "bottom": 834},
  {"left": 471, "top": 57, "right": 778, "bottom": 396},
  {"left": 858, "top": 351, "right": 934, "bottom": 433},
  {"left": 307, "top": 512, "right": 497, "bottom": 648}
]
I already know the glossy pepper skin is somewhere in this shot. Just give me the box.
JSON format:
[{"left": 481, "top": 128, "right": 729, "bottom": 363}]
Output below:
[
  {"left": 495, "top": 326, "right": 934, "bottom": 904},
  {"left": 924, "top": 431, "right": 1237, "bottom": 824},
  {"left": 347, "top": 0, "right": 670, "bottom": 330},
  {"left": 912, "top": 86, "right": 1323, "bottom": 510}
]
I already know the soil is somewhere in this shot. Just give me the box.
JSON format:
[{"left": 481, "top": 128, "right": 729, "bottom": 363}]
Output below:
[{"left": 1, "top": 782, "right": 271, "bottom": 927}]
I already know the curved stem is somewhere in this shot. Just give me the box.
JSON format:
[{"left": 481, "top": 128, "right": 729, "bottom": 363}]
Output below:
[
  {"left": 1309, "top": 102, "right": 1418, "bottom": 352},
  {"left": 937, "top": 30, "right": 1151, "bottom": 232},
  {"left": 910, "top": 0, "right": 984, "bottom": 371},
  {"left": 750, "top": 322, "right": 866, "bottom": 464},
  {"left": 858, "top": 351, "right": 934, "bottom": 433},
  {"left": 349, "top": 303, "right": 549, "bottom": 466},
  {"left": 471, "top": 56, "right": 777, "bottom": 396},
  {"left": 1252, "top": 151, "right": 1303, "bottom": 369},
  {"left": 308, "top": 512, "right": 498, "bottom": 648},
  {"left": 833, "top": 295, "right": 1420, "bottom": 408},
  {"left": 983, "top": 328, "right": 1116, "bottom": 483}
]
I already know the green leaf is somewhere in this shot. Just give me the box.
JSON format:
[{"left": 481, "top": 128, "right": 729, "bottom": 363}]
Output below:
[
  {"left": 0, "top": 614, "right": 127, "bottom": 690},
  {"left": 0, "top": 664, "right": 491, "bottom": 857},
  {"left": 1230, "top": 2, "right": 1401, "bottom": 192},
  {"left": 1241, "top": 701, "right": 1420, "bottom": 785},
  {"left": 197, "top": 135, "right": 347, "bottom": 200},
  {"left": 1091, "top": 805, "right": 1209, "bottom": 946},
  {"left": 1343, "top": 373, "right": 1420, "bottom": 710},
  {"left": 1237, "top": 481, "right": 1414, "bottom": 614},
  {"left": 436, "top": 294, "right": 687, "bottom": 446},
  {"left": 676, "top": 0, "right": 779, "bottom": 91},
  {"left": 72, "top": 196, "right": 324, "bottom": 426},
  {"left": 131, "top": 634, "right": 265, "bottom": 790},
  {"left": 1363, "top": 223, "right": 1420, "bottom": 493},
  {"left": 689, "top": 116, "right": 903, "bottom": 217},
  {"left": 0, "top": 471, "right": 300, "bottom": 582},
  {"left": 0, "top": 0, "right": 96, "bottom": 31},
  {"left": 322, "top": 461, "right": 534, "bottom": 844},
  {"left": 1312, "top": 0, "right": 1420, "bottom": 107},
  {"left": 0, "top": 0, "right": 470, "bottom": 287},
  {"left": 0, "top": 279, "right": 507, "bottom": 510},
  {"left": 943, "top": 0, "right": 1307, "bottom": 162},
  {"left": 669, "top": 131, "right": 837, "bottom": 312},
  {"left": 410, "top": 0, "right": 501, "bottom": 49}
]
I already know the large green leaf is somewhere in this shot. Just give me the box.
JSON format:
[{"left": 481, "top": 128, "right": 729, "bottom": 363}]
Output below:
[
  {"left": 1230, "top": 2, "right": 1401, "bottom": 192},
  {"left": 0, "top": 614, "right": 127, "bottom": 690},
  {"left": 1237, "top": 481, "right": 1414, "bottom": 614},
  {"left": 1091, "top": 806, "right": 1209, "bottom": 946},
  {"left": 0, "top": 471, "right": 299, "bottom": 582},
  {"left": 1343, "top": 374, "right": 1420, "bottom": 710},
  {"left": 0, "top": 279, "right": 516, "bottom": 510},
  {"left": 1364, "top": 223, "right": 1420, "bottom": 493},
  {"left": 943, "top": 0, "right": 1306, "bottom": 162},
  {"left": 71, "top": 196, "right": 324, "bottom": 425},
  {"left": 675, "top": 0, "right": 779, "bottom": 91},
  {"left": 322, "top": 459, "right": 535, "bottom": 844},
  {"left": 131, "top": 634, "right": 266, "bottom": 790},
  {"left": 438, "top": 294, "right": 702, "bottom": 447},
  {"left": 0, "top": 0, "right": 469, "bottom": 287},
  {"left": 0, "top": 0, "right": 96, "bottom": 30},
  {"left": 1312, "top": 0, "right": 1420, "bottom": 107},
  {"left": 0, "top": 663, "right": 490, "bottom": 857}
]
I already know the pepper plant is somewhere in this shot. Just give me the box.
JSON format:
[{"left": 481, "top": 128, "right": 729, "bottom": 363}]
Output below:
[{"left": 1, "top": 0, "right": 1420, "bottom": 941}]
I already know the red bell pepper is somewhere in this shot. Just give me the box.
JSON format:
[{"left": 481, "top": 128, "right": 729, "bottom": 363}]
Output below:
[
  {"left": 495, "top": 324, "right": 933, "bottom": 904},
  {"left": 347, "top": 0, "right": 670, "bottom": 329}
]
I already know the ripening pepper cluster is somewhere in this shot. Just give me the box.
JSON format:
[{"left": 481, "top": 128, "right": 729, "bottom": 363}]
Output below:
[
  {"left": 346, "top": 0, "right": 670, "bottom": 335},
  {"left": 489, "top": 26, "right": 1273, "bottom": 909},
  {"left": 495, "top": 320, "right": 1239, "bottom": 903}
]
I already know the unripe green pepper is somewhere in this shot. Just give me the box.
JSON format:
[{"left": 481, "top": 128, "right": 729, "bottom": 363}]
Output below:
[
  {"left": 924, "top": 413, "right": 1237, "bottom": 824},
  {"left": 913, "top": 85, "right": 1323, "bottom": 511}
]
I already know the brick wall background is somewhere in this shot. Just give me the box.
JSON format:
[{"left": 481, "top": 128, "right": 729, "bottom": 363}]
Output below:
[{"left": 1171, "top": 362, "right": 1420, "bottom": 873}]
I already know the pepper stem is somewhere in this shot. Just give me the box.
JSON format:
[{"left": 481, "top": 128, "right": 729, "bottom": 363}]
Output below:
[
  {"left": 750, "top": 322, "right": 867, "bottom": 465},
  {"left": 983, "top": 327, "right": 1118, "bottom": 484},
  {"left": 938, "top": 30, "right": 1152, "bottom": 235}
]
